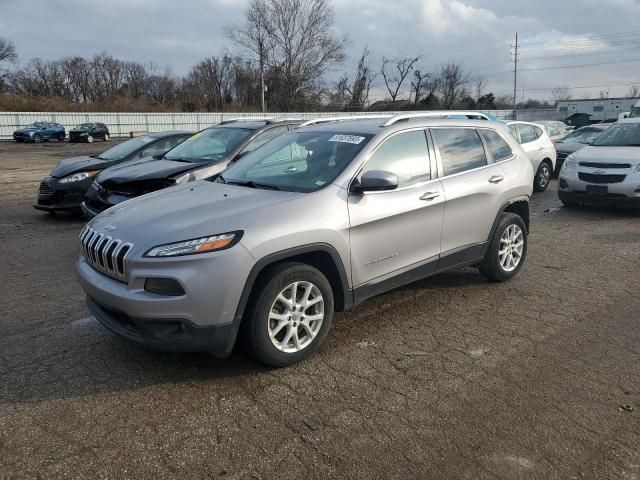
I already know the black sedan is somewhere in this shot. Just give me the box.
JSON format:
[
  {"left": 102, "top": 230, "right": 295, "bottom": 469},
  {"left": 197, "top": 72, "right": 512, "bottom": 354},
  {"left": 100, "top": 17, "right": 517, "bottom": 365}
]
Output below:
[
  {"left": 34, "top": 131, "right": 192, "bottom": 215},
  {"left": 81, "top": 120, "right": 299, "bottom": 218},
  {"left": 69, "top": 122, "right": 110, "bottom": 143},
  {"left": 554, "top": 123, "right": 612, "bottom": 174}
]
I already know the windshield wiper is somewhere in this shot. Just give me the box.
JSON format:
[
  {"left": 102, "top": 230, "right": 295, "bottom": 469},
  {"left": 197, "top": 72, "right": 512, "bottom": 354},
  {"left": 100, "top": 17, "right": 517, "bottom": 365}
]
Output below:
[
  {"left": 225, "top": 180, "right": 281, "bottom": 190},
  {"left": 165, "top": 157, "right": 192, "bottom": 163}
]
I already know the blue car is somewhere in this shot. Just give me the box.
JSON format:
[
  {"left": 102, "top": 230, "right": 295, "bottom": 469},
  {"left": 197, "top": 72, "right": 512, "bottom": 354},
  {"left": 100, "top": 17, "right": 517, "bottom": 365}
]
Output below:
[{"left": 13, "top": 121, "right": 66, "bottom": 143}]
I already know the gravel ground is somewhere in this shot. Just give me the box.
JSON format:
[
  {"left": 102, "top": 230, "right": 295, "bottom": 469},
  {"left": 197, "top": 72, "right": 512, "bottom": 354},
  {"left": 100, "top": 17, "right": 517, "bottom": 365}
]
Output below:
[{"left": 1, "top": 140, "right": 639, "bottom": 479}]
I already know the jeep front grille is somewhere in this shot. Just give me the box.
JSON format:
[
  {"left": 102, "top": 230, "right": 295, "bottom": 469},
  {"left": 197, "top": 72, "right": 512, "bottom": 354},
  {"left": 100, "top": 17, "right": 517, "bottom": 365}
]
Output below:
[{"left": 79, "top": 226, "right": 133, "bottom": 281}]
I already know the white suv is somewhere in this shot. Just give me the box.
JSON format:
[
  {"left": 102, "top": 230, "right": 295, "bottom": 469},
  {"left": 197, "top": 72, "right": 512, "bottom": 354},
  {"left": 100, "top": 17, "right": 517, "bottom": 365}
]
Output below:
[
  {"left": 507, "top": 121, "right": 557, "bottom": 192},
  {"left": 558, "top": 118, "right": 640, "bottom": 208}
]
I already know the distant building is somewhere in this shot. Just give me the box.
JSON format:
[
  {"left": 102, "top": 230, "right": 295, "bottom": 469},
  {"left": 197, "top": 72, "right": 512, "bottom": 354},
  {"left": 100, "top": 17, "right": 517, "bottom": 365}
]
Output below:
[{"left": 556, "top": 97, "right": 640, "bottom": 123}]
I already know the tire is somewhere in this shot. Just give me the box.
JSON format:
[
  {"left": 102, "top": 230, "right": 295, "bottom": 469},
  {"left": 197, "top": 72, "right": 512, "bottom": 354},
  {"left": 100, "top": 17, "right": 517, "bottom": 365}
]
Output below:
[
  {"left": 104, "top": 134, "right": 109, "bottom": 141},
  {"left": 86, "top": 135, "right": 94, "bottom": 143},
  {"left": 58, "top": 133, "right": 65, "bottom": 142},
  {"left": 478, "top": 213, "right": 528, "bottom": 282},
  {"left": 533, "top": 161, "right": 552, "bottom": 192},
  {"left": 244, "top": 262, "right": 334, "bottom": 367},
  {"left": 33, "top": 134, "right": 43, "bottom": 143}
]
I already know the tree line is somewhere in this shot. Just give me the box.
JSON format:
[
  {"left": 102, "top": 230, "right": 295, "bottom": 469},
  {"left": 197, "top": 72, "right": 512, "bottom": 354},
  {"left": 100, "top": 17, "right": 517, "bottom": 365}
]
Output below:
[{"left": 0, "top": 0, "right": 554, "bottom": 113}]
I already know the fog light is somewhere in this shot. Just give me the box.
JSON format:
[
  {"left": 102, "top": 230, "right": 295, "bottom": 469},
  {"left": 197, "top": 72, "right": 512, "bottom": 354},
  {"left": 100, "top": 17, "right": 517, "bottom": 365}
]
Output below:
[{"left": 144, "top": 278, "right": 185, "bottom": 296}]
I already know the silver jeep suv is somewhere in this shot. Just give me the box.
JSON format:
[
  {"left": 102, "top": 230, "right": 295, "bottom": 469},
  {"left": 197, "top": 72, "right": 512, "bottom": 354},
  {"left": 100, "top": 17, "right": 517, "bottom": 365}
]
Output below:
[{"left": 76, "top": 114, "right": 534, "bottom": 367}]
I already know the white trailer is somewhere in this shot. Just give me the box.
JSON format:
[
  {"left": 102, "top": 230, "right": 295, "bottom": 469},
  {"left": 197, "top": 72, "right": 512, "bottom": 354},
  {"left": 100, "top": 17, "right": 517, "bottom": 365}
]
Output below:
[{"left": 557, "top": 97, "right": 640, "bottom": 122}]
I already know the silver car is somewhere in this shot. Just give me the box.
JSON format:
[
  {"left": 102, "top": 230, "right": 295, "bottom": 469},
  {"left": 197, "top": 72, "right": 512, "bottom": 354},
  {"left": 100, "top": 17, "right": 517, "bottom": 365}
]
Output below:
[
  {"left": 558, "top": 118, "right": 640, "bottom": 208},
  {"left": 76, "top": 115, "right": 534, "bottom": 367}
]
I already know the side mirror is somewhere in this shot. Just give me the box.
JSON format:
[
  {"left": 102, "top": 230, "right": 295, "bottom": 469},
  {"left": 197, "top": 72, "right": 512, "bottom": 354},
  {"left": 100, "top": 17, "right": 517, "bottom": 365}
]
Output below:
[{"left": 351, "top": 170, "right": 398, "bottom": 193}]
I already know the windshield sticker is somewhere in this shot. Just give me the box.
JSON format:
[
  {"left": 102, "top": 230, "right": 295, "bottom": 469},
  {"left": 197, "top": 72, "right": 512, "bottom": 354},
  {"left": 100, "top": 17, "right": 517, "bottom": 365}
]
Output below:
[
  {"left": 329, "top": 134, "right": 365, "bottom": 145},
  {"left": 314, "top": 180, "right": 326, "bottom": 186}
]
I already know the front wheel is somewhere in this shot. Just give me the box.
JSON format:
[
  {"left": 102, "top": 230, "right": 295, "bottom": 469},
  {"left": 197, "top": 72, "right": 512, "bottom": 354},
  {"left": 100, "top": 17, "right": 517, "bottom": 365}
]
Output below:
[
  {"left": 86, "top": 135, "right": 94, "bottom": 143},
  {"left": 478, "top": 213, "right": 528, "bottom": 282},
  {"left": 245, "top": 262, "right": 334, "bottom": 367},
  {"left": 534, "top": 161, "right": 552, "bottom": 192},
  {"left": 33, "top": 134, "right": 43, "bottom": 143}
]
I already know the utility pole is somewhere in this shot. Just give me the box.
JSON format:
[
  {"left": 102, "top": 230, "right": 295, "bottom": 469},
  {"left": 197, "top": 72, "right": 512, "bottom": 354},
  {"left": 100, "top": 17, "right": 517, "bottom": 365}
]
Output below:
[
  {"left": 512, "top": 32, "right": 519, "bottom": 119},
  {"left": 259, "top": 38, "right": 266, "bottom": 113}
]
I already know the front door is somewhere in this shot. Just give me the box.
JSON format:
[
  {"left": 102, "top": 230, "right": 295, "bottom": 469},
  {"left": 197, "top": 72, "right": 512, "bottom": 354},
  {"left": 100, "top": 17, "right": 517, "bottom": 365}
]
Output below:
[{"left": 348, "top": 129, "right": 445, "bottom": 291}]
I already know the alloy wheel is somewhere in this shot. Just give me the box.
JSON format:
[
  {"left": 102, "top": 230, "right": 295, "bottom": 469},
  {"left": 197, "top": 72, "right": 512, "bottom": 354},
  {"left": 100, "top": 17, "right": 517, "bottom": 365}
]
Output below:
[
  {"left": 499, "top": 224, "right": 524, "bottom": 272},
  {"left": 268, "top": 281, "right": 324, "bottom": 353},
  {"left": 538, "top": 164, "right": 550, "bottom": 189}
]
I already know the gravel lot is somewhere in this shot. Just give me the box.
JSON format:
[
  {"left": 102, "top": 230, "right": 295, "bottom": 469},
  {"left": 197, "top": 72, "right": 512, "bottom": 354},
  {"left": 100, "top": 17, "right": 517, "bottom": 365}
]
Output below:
[{"left": 1, "top": 140, "right": 639, "bottom": 479}]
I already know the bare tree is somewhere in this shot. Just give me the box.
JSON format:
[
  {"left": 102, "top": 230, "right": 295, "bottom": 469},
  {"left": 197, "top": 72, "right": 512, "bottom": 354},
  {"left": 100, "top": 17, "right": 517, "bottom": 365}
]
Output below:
[
  {"left": 438, "top": 61, "right": 471, "bottom": 109},
  {"left": 381, "top": 55, "right": 420, "bottom": 104},
  {"left": 551, "top": 87, "right": 572, "bottom": 103},
  {"left": 0, "top": 37, "right": 17, "bottom": 87},
  {"left": 410, "top": 68, "right": 439, "bottom": 105},
  {"left": 228, "top": 0, "right": 349, "bottom": 110},
  {"left": 337, "top": 46, "right": 376, "bottom": 107},
  {"left": 474, "top": 75, "right": 487, "bottom": 101}
]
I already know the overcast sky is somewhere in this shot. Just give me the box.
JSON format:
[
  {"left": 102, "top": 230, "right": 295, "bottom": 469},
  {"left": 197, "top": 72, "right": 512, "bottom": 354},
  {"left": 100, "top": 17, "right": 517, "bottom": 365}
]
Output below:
[{"left": 1, "top": 0, "right": 640, "bottom": 103}]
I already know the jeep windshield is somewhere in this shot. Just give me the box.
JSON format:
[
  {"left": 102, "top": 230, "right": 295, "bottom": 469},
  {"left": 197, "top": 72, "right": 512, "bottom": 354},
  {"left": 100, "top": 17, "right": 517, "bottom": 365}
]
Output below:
[
  {"left": 219, "top": 131, "right": 373, "bottom": 192},
  {"left": 164, "top": 127, "right": 253, "bottom": 163},
  {"left": 591, "top": 123, "right": 640, "bottom": 147}
]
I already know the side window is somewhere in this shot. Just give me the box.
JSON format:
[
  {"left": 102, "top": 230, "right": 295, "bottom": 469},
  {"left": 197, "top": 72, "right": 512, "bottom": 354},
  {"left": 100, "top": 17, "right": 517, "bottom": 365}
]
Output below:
[
  {"left": 362, "top": 130, "right": 430, "bottom": 188},
  {"left": 517, "top": 125, "right": 537, "bottom": 144},
  {"left": 479, "top": 130, "right": 513, "bottom": 162},
  {"left": 508, "top": 125, "right": 519, "bottom": 142},
  {"left": 432, "top": 128, "right": 488, "bottom": 176},
  {"left": 241, "top": 126, "right": 289, "bottom": 153}
]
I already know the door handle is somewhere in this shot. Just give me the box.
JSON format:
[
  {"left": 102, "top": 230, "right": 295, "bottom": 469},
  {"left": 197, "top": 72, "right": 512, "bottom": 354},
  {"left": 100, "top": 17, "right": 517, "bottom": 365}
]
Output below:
[
  {"left": 488, "top": 175, "right": 504, "bottom": 184},
  {"left": 420, "top": 191, "right": 440, "bottom": 201}
]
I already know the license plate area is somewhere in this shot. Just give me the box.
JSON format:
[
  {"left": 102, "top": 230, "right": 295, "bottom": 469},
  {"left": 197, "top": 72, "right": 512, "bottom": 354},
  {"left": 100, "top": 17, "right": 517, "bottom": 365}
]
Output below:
[{"left": 586, "top": 185, "right": 608, "bottom": 195}]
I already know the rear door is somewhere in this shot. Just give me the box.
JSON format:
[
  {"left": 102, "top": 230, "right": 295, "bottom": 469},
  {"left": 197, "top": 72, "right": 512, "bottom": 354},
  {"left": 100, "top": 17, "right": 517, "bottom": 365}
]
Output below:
[
  {"left": 431, "top": 127, "right": 506, "bottom": 266},
  {"left": 348, "top": 128, "right": 445, "bottom": 289}
]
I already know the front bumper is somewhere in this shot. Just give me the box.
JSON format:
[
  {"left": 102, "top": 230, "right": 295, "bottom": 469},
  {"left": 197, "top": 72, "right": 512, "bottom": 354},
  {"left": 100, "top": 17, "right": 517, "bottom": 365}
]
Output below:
[
  {"left": 13, "top": 133, "right": 34, "bottom": 142},
  {"left": 34, "top": 176, "right": 93, "bottom": 211},
  {"left": 558, "top": 167, "right": 640, "bottom": 207},
  {"left": 75, "top": 244, "right": 255, "bottom": 355}
]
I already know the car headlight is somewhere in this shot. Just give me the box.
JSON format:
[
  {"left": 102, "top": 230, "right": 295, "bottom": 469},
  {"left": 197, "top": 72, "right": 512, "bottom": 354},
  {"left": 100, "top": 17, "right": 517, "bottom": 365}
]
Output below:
[
  {"left": 144, "top": 231, "right": 243, "bottom": 257},
  {"left": 59, "top": 171, "right": 99, "bottom": 183},
  {"left": 563, "top": 155, "right": 577, "bottom": 170}
]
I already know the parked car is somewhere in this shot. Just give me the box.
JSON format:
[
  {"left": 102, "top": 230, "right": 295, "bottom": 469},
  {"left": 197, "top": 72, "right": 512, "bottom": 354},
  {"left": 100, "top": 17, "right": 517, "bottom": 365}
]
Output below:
[
  {"left": 538, "top": 120, "right": 572, "bottom": 135},
  {"left": 558, "top": 118, "right": 640, "bottom": 208},
  {"left": 69, "top": 122, "right": 110, "bottom": 143},
  {"left": 629, "top": 100, "right": 640, "bottom": 118},
  {"left": 81, "top": 119, "right": 301, "bottom": 218},
  {"left": 507, "top": 121, "right": 557, "bottom": 192},
  {"left": 535, "top": 122, "right": 565, "bottom": 142},
  {"left": 13, "top": 122, "right": 66, "bottom": 143},
  {"left": 76, "top": 115, "right": 533, "bottom": 367},
  {"left": 554, "top": 124, "right": 612, "bottom": 173},
  {"left": 34, "top": 131, "right": 191, "bottom": 215}
]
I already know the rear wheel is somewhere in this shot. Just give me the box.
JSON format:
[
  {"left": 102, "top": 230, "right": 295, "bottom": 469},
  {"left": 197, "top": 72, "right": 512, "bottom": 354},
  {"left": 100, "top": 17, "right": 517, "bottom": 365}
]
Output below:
[
  {"left": 534, "top": 161, "right": 552, "bottom": 192},
  {"left": 33, "top": 134, "right": 42, "bottom": 143},
  {"left": 57, "top": 133, "right": 65, "bottom": 142},
  {"left": 244, "top": 262, "right": 334, "bottom": 367},
  {"left": 478, "top": 213, "right": 527, "bottom": 282},
  {"left": 104, "top": 133, "right": 109, "bottom": 141}
]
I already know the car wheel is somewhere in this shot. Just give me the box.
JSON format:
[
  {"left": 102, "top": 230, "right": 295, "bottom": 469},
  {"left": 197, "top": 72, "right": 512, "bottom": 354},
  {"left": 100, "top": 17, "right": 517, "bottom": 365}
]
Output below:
[
  {"left": 104, "top": 134, "right": 109, "bottom": 141},
  {"left": 33, "top": 134, "right": 43, "bottom": 143},
  {"left": 58, "top": 133, "right": 65, "bottom": 142},
  {"left": 478, "top": 213, "right": 528, "bottom": 282},
  {"left": 534, "top": 161, "right": 552, "bottom": 192},
  {"left": 87, "top": 135, "right": 94, "bottom": 143},
  {"left": 245, "top": 262, "right": 334, "bottom": 367}
]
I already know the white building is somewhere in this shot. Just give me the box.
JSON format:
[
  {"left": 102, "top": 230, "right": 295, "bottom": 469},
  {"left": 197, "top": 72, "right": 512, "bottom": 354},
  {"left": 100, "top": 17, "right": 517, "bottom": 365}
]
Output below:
[{"left": 557, "top": 97, "right": 640, "bottom": 123}]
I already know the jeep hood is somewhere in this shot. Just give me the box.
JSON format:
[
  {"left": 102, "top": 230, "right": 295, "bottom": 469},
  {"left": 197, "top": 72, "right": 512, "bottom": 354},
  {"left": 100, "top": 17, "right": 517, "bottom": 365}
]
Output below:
[
  {"left": 96, "top": 157, "right": 203, "bottom": 185},
  {"left": 88, "top": 181, "right": 304, "bottom": 251},
  {"left": 575, "top": 146, "right": 640, "bottom": 166},
  {"left": 51, "top": 156, "right": 114, "bottom": 178}
]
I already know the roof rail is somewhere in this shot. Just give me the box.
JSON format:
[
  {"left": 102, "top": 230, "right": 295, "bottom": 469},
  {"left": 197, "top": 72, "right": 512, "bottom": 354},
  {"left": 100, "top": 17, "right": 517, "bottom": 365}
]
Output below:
[
  {"left": 381, "top": 111, "right": 493, "bottom": 127},
  {"left": 300, "top": 115, "right": 393, "bottom": 127},
  {"left": 219, "top": 117, "right": 276, "bottom": 125},
  {"left": 266, "top": 118, "right": 303, "bottom": 124}
]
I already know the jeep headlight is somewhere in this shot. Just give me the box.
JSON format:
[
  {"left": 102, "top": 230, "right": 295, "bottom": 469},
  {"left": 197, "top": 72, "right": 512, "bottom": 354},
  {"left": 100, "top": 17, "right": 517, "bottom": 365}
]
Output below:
[
  {"left": 563, "top": 155, "right": 577, "bottom": 170},
  {"left": 59, "top": 171, "right": 99, "bottom": 183},
  {"left": 144, "top": 231, "right": 242, "bottom": 257}
]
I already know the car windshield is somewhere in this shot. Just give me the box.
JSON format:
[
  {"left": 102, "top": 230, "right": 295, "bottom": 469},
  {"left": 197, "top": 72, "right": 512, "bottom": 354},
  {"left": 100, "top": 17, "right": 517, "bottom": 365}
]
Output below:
[
  {"left": 96, "top": 136, "right": 157, "bottom": 161},
  {"left": 219, "top": 131, "right": 373, "bottom": 192},
  {"left": 27, "top": 122, "right": 44, "bottom": 128},
  {"left": 76, "top": 123, "right": 93, "bottom": 129},
  {"left": 164, "top": 127, "right": 253, "bottom": 163},
  {"left": 630, "top": 106, "right": 640, "bottom": 118},
  {"left": 559, "top": 128, "right": 602, "bottom": 144},
  {"left": 591, "top": 123, "right": 640, "bottom": 147}
]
